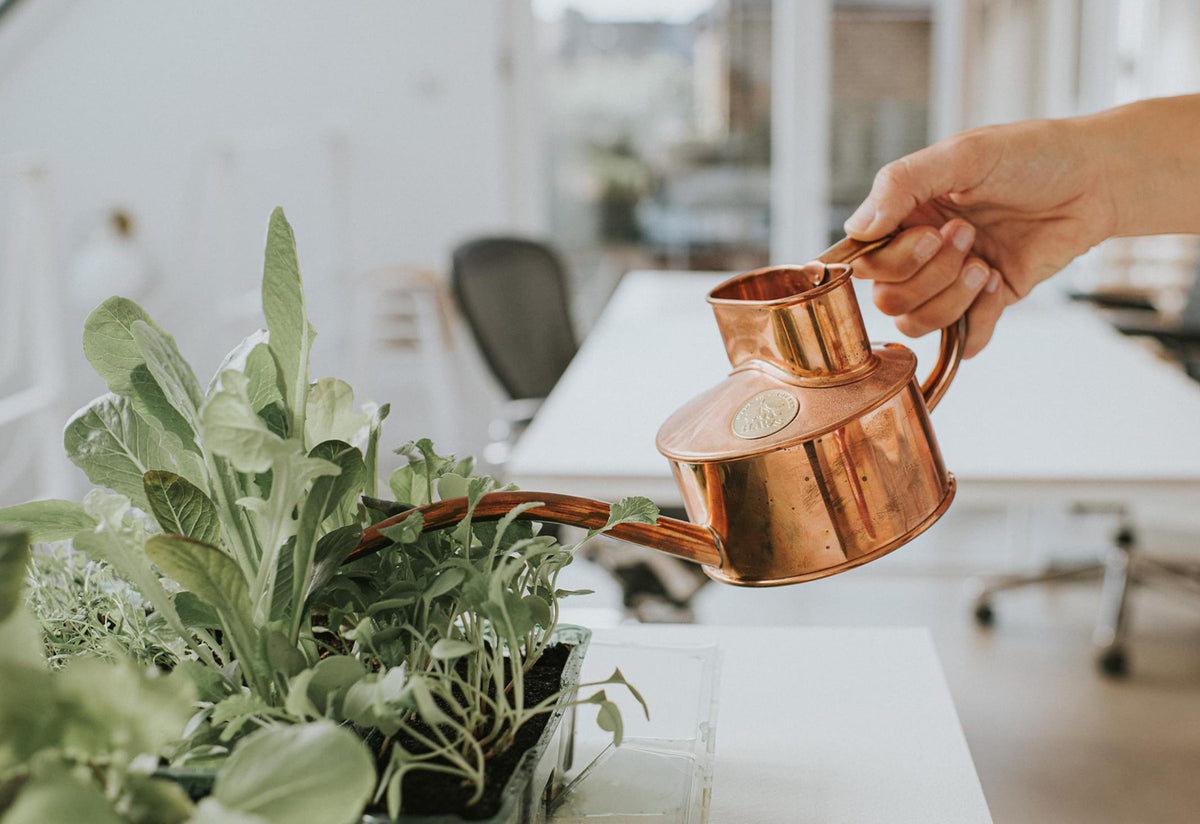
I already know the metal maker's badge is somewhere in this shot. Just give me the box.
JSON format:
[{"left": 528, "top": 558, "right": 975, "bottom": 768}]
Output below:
[{"left": 731, "top": 390, "right": 799, "bottom": 439}]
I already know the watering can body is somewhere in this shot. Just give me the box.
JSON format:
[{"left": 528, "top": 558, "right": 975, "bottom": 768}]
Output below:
[{"left": 355, "top": 237, "right": 964, "bottom": 586}]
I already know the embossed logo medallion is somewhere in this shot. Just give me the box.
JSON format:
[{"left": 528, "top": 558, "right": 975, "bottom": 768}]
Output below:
[{"left": 731, "top": 390, "right": 800, "bottom": 439}]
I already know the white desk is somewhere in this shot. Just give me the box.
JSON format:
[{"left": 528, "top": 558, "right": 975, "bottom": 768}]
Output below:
[
  {"left": 510, "top": 270, "right": 1200, "bottom": 512},
  {"left": 589, "top": 625, "right": 992, "bottom": 824}
]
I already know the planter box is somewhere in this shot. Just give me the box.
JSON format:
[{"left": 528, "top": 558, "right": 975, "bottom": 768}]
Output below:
[{"left": 158, "top": 625, "right": 592, "bottom": 824}]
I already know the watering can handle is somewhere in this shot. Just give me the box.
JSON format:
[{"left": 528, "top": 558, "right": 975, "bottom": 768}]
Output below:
[{"left": 816, "top": 233, "right": 967, "bottom": 411}]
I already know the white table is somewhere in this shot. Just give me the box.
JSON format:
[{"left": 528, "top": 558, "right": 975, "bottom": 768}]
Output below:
[
  {"left": 588, "top": 625, "right": 993, "bottom": 824},
  {"left": 510, "top": 270, "right": 1200, "bottom": 512}
]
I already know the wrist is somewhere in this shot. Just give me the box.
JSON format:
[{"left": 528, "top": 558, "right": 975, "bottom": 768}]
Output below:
[{"left": 1075, "top": 95, "right": 1200, "bottom": 238}]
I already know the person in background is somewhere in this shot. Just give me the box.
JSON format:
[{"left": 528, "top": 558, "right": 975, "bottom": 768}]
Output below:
[{"left": 846, "top": 94, "right": 1200, "bottom": 358}]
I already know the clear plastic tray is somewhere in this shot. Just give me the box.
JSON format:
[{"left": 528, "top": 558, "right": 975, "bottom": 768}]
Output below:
[{"left": 546, "top": 640, "right": 721, "bottom": 824}]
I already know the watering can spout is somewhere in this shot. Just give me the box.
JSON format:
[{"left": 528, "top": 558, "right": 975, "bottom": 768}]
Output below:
[{"left": 351, "top": 491, "right": 724, "bottom": 568}]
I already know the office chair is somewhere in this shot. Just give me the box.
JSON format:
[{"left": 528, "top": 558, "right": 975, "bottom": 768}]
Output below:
[
  {"left": 449, "top": 236, "right": 709, "bottom": 621},
  {"left": 1110, "top": 260, "right": 1200, "bottom": 381},
  {"left": 450, "top": 236, "right": 579, "bottom": 469},
  {"left": 974, "top": 259, "right": 1200, "bottom": 677}
]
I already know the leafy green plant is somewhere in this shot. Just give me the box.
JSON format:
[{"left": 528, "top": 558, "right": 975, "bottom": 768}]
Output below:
[
  {"left": 1, "top": 208, "right": 654, "bottom": 820},
  {"left": 0, "top": 527, "right": 376, "bottom": 824}
]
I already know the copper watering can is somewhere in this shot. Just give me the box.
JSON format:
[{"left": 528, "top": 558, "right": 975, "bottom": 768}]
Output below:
[{"left": 353, "top": 235, "right": 965, "bottom": 585}]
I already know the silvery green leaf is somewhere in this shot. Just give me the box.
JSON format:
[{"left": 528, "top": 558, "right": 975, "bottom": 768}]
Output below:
[
  {"left": 202, "top": 371, "right": 289, "bottom": 474},
  {"left": 262, "top": 207, "right": 316, "bottom": 444},
  {"left": 213, "top": 721, "right": 375, "bottom": 824},
  {"left": 65, "top": 393, "right": 177, "bottom": 510},
  {"left": 429, "top": 638, "right": 476, "bottom": 660},
  {"left": 362, "top": 402, "right": 389, "bottom": 498},
  {"left": 0, "top": 527, "right": 29, "bottom": 621},
  {"left": 132, "top": 319, "right": 205, "bottom": 427},
  {"left": 341, "top": 666, "right": 408, "bottom": 734},
  {"left": 302, "top": 655, "right": 367, "bottom": 716},
  {"left": 209, "top": 329, "right": 283, "bottom": 413},
  {"left": 522, "top": 594, "right": 552, "bottom": 628},
  {"left": 143, "top": 470, "right": 221, "bottom": 545},
  {"left": 0, "top": 500, "right": 96, "bottom": 545},
  {"left": 424, "top": 567, "right": 466, "bottom": 601},
  {"left": 605, "top": 497, "right": 660, "bottom": 530},
  {"left": 436, "top": 472, "right": 470, "bottom": 502},
  {"left": 305, "top": 378, "right": 369, "bottom": 452},
  {"left": 387, "top": 464, "right": 425, "bottom": 507},
  {"left": 265, "top": 629, "right": 306, "bottom": 679}
]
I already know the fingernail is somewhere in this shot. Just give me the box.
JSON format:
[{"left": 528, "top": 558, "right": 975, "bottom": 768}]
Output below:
[
  {"left": 952, "top": 223, "right": 975, "bottom": 252},
  {"left": 963, "top": 263, "right": 988, "bottom": 290},
  {"left": 913, "top": 232, "right": 942, "bottom": 263},
  {"left": 986, "top": 270, "right": 1001, "bottom": 293},
  {"left": 845, "top": 200, "right": 876, "bottom": 235}
]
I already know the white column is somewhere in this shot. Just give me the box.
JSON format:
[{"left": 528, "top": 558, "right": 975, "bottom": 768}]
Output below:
[
  {"left": 500, "top": 0, "right": 547, "bottom": 236},
  {"left": 930, "top": 0, "right": 967, "bottom": 139},
  {"left": 771, "top": 0, "right": 831, "bottom": 262}
]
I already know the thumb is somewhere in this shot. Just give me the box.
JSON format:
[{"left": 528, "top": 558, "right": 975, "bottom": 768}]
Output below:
[{"left": 844, "top": 133, "right": 987, "bottom": 239}]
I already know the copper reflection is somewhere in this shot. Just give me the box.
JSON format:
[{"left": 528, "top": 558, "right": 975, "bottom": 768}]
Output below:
[{"left": 353, "top": 235, "right": 965, "bottom": 587}]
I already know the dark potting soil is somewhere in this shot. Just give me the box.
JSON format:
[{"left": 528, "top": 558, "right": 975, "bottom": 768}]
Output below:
[{"left": 367, "top": 643, "right": 572, "bottom": 821}]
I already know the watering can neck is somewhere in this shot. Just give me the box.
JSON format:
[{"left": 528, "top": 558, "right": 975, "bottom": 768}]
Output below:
[{"left": 708, "top": 263, "right": 876, "bottom": 381}]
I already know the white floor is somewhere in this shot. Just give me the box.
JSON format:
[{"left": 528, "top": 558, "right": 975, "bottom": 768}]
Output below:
[{"left": 558, "top": 503, "right": 1200, "bottom": 824}]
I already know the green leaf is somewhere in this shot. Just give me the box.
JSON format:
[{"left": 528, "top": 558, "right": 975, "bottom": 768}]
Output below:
[
  {"left": 307, "top": 441, "right": 364, "bottom": 523},
  {"left": 299, "top": 655, "right": 367, "bottom": 716},
  {"left": 175, "top": 590, "right": 221, "bottom": 629},
  {"left": 361, "top": 402, "right": 390, "bottom": 498},
  {"left": 209, "top": 329, "right": 283, "bottom": 413},
  {"left": 265, "top": 628, "right": 306, "bottom": 679},
  {"left": 429, "top": 638, "right": 477, "bottom": 660},
  {"left": 144, "top": 534, "right": 258, "bottom": 671},
  {"left": 0, "top": 527, "right": 29, "bottom": 620},
  {"left": 213, "top": 721, "right": 375, "bottom": 824},
  {"left": 1, "top": 773, "right": 127, "bottom": 824},
  {"left": 143, "top": 470, "right": 221, "bottom": 544},
  {"left": 82, "top": 297, "right": 203, "bottom": 466},
  {"left": 436, "top": 472, "right": 470, "bottom": 501},
  {"left": 425, "top": 567, "right": 466, "bottom": 600},
  {"left": 305, "top": 378, "right": 369, "bottom": 452},
  {"left": 202, "top": 371, "right": 289, "bottom": 474},
  {"left": 0, "top": 500, "right": 95, "bottom": 544},
  {"left": 74, "top": 490, "right": 216, "bottom": 669},
  {"left": 387, "top": 464, "right": 423, "bottom": 507},
  {"left": 306, "top": 525, "right": 363, "bottom": 602},
  {"left": 262, "top": 207, "right": 316, "bottom": 445},
  {"left": 378, "top": 511, "right": 424, "bottom": 546},
  {"left": 65, "top": 393, "right": 178, "bottom": 510},
  {"left": 605, "top": 497, "right": 660, "bottom": 530},
  {"left": 522, "top": 594, "right": 552, "bottom": 628},
  {"left": 132, "top": 319, "right": 205, "bottom": 427}
]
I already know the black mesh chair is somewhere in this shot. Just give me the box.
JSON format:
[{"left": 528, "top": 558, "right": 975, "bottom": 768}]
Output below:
[{"left": 450, "top": 237, "right": 579, "bottom": 469}]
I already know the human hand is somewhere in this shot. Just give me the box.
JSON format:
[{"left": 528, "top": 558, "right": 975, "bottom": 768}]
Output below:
[{"left": 845, "top": 117, "right": 1119, "bottom": 357}]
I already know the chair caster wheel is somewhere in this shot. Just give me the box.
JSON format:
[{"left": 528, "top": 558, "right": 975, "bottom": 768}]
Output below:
[
  {"left": 1098, "top": 647, "right": 1129, "bottom": 677},
  {"left": 973, "top": 601, "right": 995, "bottom": 627}
]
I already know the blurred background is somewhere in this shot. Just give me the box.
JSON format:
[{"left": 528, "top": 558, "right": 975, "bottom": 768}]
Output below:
[{"left": 2, "top": 1, "right": 1200, "bottom": 821}]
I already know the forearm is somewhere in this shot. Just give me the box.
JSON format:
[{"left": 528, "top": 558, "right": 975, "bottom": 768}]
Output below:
[{"left": 1078, "top": 94, "right": 1200, "bottom": 238}]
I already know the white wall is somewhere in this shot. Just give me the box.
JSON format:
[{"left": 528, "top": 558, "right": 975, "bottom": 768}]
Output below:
[{"left": 0, "top": 0, "right": 519, "bottom": 486}]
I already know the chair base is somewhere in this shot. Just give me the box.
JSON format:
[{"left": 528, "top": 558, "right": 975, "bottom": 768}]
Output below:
[{"left": 971, "top": 519, "right": 1200, "bottom": 678}]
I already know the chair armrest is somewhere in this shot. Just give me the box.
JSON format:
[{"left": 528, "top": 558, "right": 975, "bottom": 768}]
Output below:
[{"left": 1069, "top": 291, "right": 1158, "bottom": 312}]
